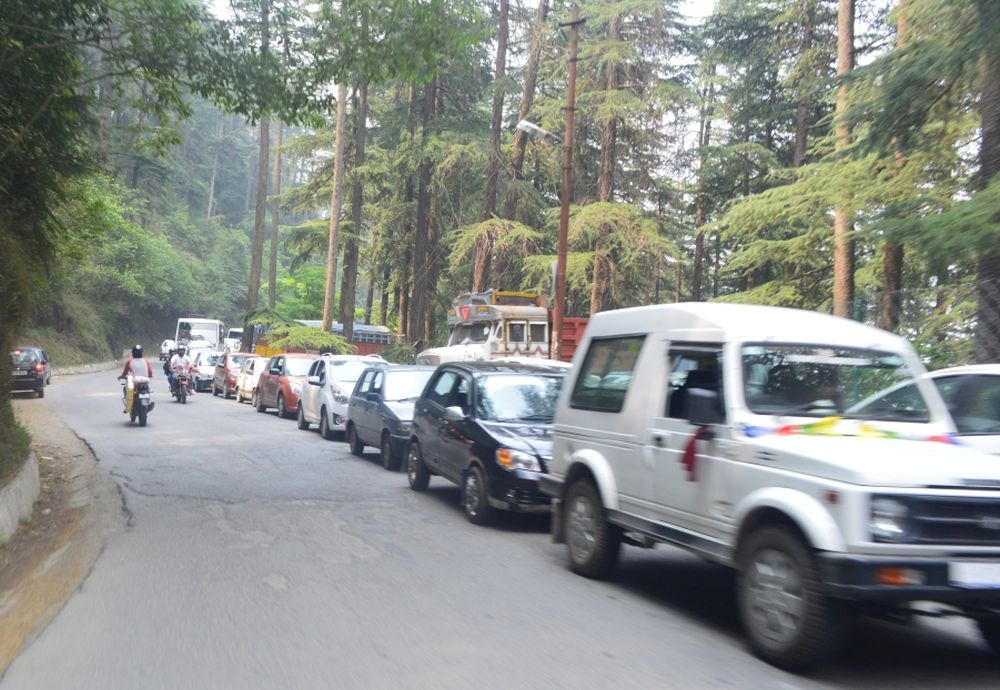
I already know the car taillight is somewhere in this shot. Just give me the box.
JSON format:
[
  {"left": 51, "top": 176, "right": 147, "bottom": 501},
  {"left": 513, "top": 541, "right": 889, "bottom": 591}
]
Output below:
[{"left": 35, "top": 364, "right": 45, "bottom": 372}]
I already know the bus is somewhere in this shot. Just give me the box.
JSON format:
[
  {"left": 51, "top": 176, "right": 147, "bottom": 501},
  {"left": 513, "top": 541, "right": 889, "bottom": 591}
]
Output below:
[{"left": 175, "top": 317, "right": 225, "bottom": 352}]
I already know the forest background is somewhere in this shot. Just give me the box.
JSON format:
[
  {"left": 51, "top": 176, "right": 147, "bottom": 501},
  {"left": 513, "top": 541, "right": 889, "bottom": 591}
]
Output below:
[{"left": 3, "top": 0, "right": 1000, "bottom": 473}]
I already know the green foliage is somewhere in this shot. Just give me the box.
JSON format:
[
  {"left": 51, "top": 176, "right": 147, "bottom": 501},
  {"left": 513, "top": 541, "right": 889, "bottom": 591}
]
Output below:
[
  {"left": 378, "top": 342, "right": 418, "bottom": 364},
  {"left": 0, "top": 402, "right": 31, "bottom": 487},
  {"left": 261, "top": 324, "right": 352, "bottom": 354}
]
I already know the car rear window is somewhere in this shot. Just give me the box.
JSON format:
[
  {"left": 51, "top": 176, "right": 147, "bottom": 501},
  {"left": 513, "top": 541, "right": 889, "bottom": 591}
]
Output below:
[
  {"left": 11, "top": 350, "right": 38, "bottom": 366},
  {"left": 570, "top": 335, "right": 646, "bottom": 413}
]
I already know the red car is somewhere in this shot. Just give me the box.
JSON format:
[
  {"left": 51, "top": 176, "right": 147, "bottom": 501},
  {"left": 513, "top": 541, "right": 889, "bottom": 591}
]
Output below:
[
  {"left": 212, "top": 351, "right": 253, "bottom": 399},
  {"left": 254, "top": 353, "right": 319, "bottom": 418}
]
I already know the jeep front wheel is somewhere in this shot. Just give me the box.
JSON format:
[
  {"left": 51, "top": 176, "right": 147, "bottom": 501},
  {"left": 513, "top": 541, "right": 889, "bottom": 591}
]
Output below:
[
  {"left": 564, "top": 479, "right": 620, "bottom": 579},
  {"left": 737, "top": 527, "right": 845, "bottom": 671}
]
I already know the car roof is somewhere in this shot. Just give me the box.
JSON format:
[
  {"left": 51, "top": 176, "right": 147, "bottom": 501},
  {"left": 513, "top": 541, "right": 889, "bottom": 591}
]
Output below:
[
  {"left": 279, "top": 352, "right": 320, "bottom": 358},
  {"left": 441, "top": 361, "right": 567, "bottom": 375},
  {"left": 584, "top": 302, "right": 909, "bottom": 351}
]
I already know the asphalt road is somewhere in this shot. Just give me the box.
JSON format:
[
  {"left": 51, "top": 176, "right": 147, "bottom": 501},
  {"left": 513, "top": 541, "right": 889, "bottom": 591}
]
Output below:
[{"left": 2, "top": 371, "right": 998, "bottom": 689}]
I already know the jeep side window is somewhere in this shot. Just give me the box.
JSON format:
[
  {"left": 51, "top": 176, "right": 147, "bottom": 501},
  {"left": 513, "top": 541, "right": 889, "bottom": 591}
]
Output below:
[
  {"left": 667, "top": 351, "right": 722, "bottom": 420},
  {"left": 570, "top": 335, "right": 646, "bottom": 413}
]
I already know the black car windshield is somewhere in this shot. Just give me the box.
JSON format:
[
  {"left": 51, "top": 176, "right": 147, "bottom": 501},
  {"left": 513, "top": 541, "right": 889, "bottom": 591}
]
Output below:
[
  {"left": 383, "top": 370, "right": 433, "bottom": 401},
  {"left": 285, "top": 358, "right": 314, "bottom": 376},
  {"left": 742, "top": 343, "right": 929, "bottom": 421},
  {"left": 10, "top": 350, "right": 38, "bottom": 366},
  {"left": 475, "top": 374, "right": 563, "bottom": 422}
]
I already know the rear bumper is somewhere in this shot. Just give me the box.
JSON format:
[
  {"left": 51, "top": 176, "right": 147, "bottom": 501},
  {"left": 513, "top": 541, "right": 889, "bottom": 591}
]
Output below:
[
  {"left": 10, "top": 376, "right": 42, "bottom": 391},
  {"left": 820, "top": 553, "right": 1000, "bottom": 607}
]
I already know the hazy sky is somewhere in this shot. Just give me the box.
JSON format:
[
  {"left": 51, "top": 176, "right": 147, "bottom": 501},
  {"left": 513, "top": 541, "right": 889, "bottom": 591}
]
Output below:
[{"left": 682, "top": 0, "right": 716, "bottom": 20}]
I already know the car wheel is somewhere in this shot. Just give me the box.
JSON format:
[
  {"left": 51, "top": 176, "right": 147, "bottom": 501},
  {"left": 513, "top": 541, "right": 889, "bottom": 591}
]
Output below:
[
  {"left": 254, "top": 390, "right": 265, "bottom": 413},
  {"left": 347, "top": 423, "right": 364, "bottom": 456},
  {"left": 319, "top": 409, "right": 334, "bottom": 441},
  {"left": 37, "top": 384, "right": 44, "bottom": 399},
  {"left": 407, "top": 441, "right": 430, "bottom": 491},
  {"left": 380, "top": 433, "right": 400, "bottom": 471},
  {"left": 277, "top": 393, "right": 290, "bottom": 419},
  {"left": 463, "top": 465, "right": 492, "bottom": 525},
  {"left": 738, "top": 527, "right": 846, "bottom": 671},
  {"left": 565, "top": 479, "right": 620, "bottom": 579},
  {"left": 978, "top": 619, "right": 1000, "bottom": 656},
  {"left": 297, "top": 405, "right": 309, "bottom": 430}
]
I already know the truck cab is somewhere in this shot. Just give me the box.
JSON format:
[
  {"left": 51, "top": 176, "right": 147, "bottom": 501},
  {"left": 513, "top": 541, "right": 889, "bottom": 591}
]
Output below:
[
  {"left": 540, "top": 302, "right": 1000, "bottom": 671},
  {"left": 416, "top": 291, "right": 551, "bottom": 366}
]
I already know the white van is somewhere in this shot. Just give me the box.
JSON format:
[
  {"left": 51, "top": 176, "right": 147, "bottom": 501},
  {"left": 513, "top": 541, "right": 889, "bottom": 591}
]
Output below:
[{"left": 541, "top": 302, "right": 1000, "bottom": 670}]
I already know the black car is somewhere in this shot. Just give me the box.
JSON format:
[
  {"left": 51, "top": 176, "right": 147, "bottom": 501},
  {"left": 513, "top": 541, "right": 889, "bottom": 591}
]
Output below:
[
  {"left": 10, "top": 347, "right": 51, "bottom": 398},
  {"left": 346, "top": 365, "right": 436, "bottom": 471},
  {"left": 406, "top": 361, "right": 565, "bottom": 525}
]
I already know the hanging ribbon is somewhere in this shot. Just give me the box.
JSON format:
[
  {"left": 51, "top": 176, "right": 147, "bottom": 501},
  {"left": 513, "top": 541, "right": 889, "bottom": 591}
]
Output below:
[{"left": 680, "top": 426, "right": 711, "bottom": 481}]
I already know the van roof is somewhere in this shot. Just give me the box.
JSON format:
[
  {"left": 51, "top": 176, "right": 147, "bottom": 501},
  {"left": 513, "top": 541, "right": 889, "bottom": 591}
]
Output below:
[{"left": 585, "top": 302, "right": 908, "bottom": 351}]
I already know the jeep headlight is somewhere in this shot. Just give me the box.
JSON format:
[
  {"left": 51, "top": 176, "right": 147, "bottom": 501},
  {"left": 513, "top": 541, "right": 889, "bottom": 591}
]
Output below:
[
  {"left": 870, "top": 497, "right": 910, "bottom": 542},
  {"left": 496, "top": 448, "right": 541, "bottom": 472}
]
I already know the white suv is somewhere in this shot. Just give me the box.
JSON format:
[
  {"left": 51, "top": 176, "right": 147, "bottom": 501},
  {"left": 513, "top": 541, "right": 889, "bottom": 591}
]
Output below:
[
  {"left": 298, "top": 355, "right": 386, "bottom": 439},
  {"left": 540, "top": 302, "right": 1000, "bottom": 671}
]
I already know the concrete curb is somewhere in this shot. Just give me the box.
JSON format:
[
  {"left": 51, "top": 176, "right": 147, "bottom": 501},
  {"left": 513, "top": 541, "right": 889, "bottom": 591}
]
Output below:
[
  {"left": 51, "top": 360, "right": 120, "bottom": 377},
  {"left": 0, "top": 452, "right": 39, "bottom": 543}
]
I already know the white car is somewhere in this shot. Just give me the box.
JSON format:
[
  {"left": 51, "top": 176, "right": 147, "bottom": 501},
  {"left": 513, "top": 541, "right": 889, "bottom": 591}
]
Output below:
[
  {"left": 235, "top": 356, "right": 268, "bottom": 404},
  {"left": 191, "top": 349, "right": 223, "bottom": 392},
  {"left": 927, "top": 364, "right": 1000, "bottom": 455},
  {"left": 298, "top": 355, "right": 387, "bottom": 439}
]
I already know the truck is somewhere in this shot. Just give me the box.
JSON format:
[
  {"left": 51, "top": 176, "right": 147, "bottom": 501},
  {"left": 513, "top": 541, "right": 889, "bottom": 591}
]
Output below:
[
  {"left": 175, "top": 317, "right": 225, "bottom": 353},
  {"left": 415, "top": 291, "right": 588, "bottom": 366}
]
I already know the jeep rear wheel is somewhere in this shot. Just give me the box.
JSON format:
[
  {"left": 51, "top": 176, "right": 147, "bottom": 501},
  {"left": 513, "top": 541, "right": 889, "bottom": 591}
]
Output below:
[
  {"left": 738, "top": 527, "right": 846, "bottom": 671},
  {"left": 564, "top": 479, "right": 620, "bottom": 579}
]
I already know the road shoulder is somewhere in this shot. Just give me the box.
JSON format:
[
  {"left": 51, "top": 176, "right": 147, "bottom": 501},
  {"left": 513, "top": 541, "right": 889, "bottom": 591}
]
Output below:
[{"left": 0, "top": 399, "right": 124, "bottom": 675}]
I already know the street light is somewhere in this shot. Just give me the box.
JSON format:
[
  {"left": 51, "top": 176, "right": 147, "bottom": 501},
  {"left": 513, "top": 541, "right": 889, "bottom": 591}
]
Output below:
[{"left": 527, "top": 5, "right": 583, "bottom": 362}]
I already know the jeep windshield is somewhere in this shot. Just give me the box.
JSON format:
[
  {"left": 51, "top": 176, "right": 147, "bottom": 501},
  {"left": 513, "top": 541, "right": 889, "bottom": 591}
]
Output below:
[{"left": 742, "top": 344, "right": 930, "bottom": 422}]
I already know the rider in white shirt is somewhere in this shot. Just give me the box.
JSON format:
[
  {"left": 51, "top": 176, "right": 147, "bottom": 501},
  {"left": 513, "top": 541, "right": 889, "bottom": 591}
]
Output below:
[{"left": 170, "top": 345, "right": 196, "bottom": 395}]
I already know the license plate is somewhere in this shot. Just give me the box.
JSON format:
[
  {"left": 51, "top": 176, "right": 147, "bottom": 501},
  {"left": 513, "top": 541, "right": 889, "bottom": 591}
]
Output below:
[
  {"left": 13, "top": 369, "right": 27, "bottom": 376},
  {"left": 950, "top": 562, "right": 1000, "bottom": 589}
]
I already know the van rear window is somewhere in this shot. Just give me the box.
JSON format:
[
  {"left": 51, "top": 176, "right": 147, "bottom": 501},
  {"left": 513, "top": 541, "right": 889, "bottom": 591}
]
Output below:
[{"left": 570, "top": 336, "right": 646, "bottom": 412}]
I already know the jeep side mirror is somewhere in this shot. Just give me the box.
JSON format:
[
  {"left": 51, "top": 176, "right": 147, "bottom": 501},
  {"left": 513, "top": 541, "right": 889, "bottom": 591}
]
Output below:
[
  {"left": 307, "top": 375, "right": 321, "bottom": 386},
  {"left": 687, "top": 388, "right": 723, "bottom": 427},
  {"left": 443, "top": 406, "right": 465, "bottom": 421}
]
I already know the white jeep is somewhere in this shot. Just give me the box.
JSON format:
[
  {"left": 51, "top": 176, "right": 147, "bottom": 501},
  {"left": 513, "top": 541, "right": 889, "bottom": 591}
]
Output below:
[{"left": 540, "top": 302, "right": 1000, "bottom": 670}]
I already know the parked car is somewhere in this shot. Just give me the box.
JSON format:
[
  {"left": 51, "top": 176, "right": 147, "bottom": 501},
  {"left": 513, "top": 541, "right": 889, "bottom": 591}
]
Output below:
[
  {"left": 9, "top": 347, "right": 51, "bottom": 398},
  {"left": 538, "top": 302, "right": 1000, "bottom": 671},
  {"left": 406, "top": 361, "right": 565, "bottom": 524},
  {"left": 255, "top": 353, "right": 318, "bottom": 418},
  {"left": 235, "top": 356, "right": 268, "bottom": 404},
  {"left": 191, "top": 349, "right": 223, "bottom": 392},
  {"left": 159, "top": 338, "right": 176, "bottom": 361},
  {"left": 346, "top": 365, "right": 435, "bottom": 470},
  {"left": 212, "top": 351, "right": 252, "bottom": 399},
  {"left": 298, "top": 355, "right": 383, "bottom": 438}
]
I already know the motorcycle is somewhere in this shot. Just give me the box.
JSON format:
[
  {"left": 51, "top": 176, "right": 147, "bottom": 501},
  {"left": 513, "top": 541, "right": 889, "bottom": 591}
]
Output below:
[
  {"left": 171, "top": 364, "right": 195, "bottom": 404},
  {"left": 119, "top": 375, "right": 154, "bottom": 426}
]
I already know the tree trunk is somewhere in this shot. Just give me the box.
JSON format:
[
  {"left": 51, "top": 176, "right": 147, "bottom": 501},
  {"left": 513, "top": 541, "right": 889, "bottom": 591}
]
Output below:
[
  {"left": 879, "top": 0, "right": 909, "bottom": 332},
  {"left": 590, "top": 14, "right": 620, "bottom": 315},
  {"left": 245, "top": 123, "right": 256, "bottom": 214},
  {"left": 502, "top": 0, "right": 549, "bottom": 222},
  {"left": 267, "top": 122, "right": 283, "bottom": 308},
  {"left": 322, "top": 82, "right": 348, "bottom": 331},
  {"left": 793, "top": 1, "right": 816, "bottom": 168},
  {"left": 364, "top": 263, "right": 376, "bottom": 325},
  {"left": 472, "top": 0, "right": 510, "bottom": 291},
  {"left": 380, "top": 263, "right": 390, "bottom": 326},
  {"left": 206, "top": 113, "right": 224, "bottom": 219},
  {"left": 340, "top": 82, "right": 369, "bottom": 344},
  {"left": 692, "top": 79, "right": 714, "bottom": 302},
  {"left": 244, "top": 115, "right": 270, "bottom": 324},
  {"left": 832, "top": 0, "right": 855, "bottom": 319},
  {"left": 408, "top": 78, "right": 437, "bottom": 345},
  {"left": 975, "top": 8, "right": 1000, "bottom": 362}
]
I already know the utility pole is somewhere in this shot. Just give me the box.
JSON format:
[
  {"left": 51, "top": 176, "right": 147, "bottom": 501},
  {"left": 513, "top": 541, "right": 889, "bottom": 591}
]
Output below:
[{"left": 552, "top": 5, "right": 583, "bottom": 361}]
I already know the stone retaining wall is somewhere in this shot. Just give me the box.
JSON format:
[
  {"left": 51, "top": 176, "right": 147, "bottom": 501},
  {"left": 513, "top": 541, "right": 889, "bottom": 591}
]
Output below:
[
  {"left": 0, "top": 451, "right": 39, "bottom": 543},
  {"left": 51, "top": 360, "right": 120, "bottom": 377}
]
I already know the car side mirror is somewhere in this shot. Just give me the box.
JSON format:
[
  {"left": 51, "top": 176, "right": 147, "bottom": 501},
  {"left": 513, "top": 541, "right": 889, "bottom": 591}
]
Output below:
[
  {"left": 687, "top": 388, "right": 723, "bottom": 427},
  {"left": 307, "top": 375, "right": 321, "bottom": 386},
  {"left": 270, "top": 367, "right": 281, "bottom": 375},
  {"left": 443, "top": 406, "right": 465, "bottom": 421}
]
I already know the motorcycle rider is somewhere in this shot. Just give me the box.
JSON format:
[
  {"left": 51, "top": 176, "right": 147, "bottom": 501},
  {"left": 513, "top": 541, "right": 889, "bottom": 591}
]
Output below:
[
  {"left": 170, "top": 344, "right": 196, "bottom": 396},
  {"left": 119, "top": 344, "right": 154, "bottom": 414}
]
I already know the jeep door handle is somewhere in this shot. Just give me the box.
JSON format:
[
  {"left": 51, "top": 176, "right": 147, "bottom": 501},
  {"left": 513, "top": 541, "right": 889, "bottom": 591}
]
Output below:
[{"left": 653, "top": 434, "right": 664, "bottom": 447}]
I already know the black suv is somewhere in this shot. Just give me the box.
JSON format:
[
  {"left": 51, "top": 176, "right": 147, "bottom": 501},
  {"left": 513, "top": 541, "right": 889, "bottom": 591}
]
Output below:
[
  {"left": 407, "top": 361, "right": 565, "bottom": 524},
  {"left": 10, "top": 347, "right": 51, "bottom": 398}
]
